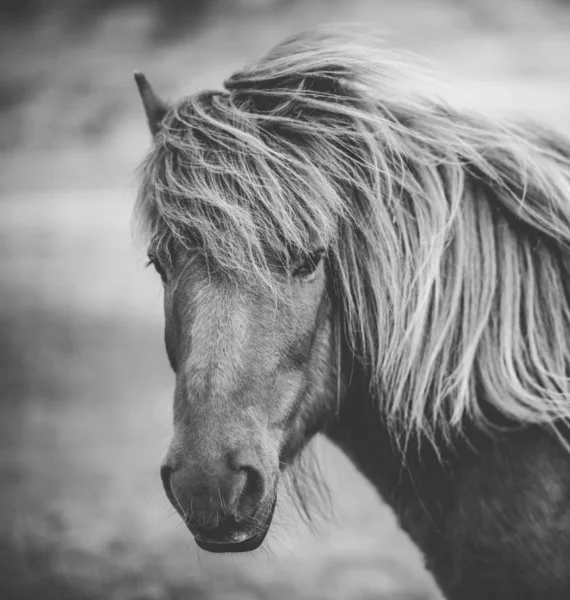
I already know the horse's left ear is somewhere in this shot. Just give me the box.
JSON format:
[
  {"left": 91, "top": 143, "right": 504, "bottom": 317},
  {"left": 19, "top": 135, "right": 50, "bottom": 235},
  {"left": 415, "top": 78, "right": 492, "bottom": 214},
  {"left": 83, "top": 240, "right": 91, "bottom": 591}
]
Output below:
[
  {"left": 134, "top": 72, "right": 168, "bottom": 137},
  {"left": 303, "top": 69, "right": 346, "bottom": 98}
]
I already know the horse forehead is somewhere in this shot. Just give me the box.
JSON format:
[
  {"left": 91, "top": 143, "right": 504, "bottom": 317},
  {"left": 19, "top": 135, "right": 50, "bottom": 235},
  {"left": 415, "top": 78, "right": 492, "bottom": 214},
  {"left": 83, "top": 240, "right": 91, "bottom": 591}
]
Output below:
[{"left": 189, "top": 280, "right": 250, "bottom": 349}]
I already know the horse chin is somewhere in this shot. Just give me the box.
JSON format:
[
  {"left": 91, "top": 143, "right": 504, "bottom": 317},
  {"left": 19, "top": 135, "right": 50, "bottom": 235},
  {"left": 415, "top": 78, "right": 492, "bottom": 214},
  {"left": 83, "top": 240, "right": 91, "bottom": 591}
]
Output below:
[{"left": 192, "top": 496, "right": 277, "bottom": 554}]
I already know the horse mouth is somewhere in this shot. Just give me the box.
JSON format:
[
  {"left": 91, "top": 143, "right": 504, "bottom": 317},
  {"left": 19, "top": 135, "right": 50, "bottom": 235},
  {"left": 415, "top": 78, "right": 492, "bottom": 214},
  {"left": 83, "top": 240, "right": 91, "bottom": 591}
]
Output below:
[{"left": 191, "top": 496, "right": 277, "bottom": 554}]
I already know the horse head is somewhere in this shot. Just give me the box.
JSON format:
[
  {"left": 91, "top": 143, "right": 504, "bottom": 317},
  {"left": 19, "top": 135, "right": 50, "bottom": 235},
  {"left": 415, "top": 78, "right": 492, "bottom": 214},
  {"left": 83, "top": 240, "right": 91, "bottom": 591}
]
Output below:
[{"left": 135, "top": 72, "right": 338, "bottom": 551}]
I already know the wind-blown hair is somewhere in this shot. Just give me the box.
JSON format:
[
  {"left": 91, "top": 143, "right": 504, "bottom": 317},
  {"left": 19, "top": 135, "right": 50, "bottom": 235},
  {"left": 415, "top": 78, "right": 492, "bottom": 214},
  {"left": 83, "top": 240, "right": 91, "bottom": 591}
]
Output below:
[{"left": 136, "top": 28, "right": 570, "bottom": 447}]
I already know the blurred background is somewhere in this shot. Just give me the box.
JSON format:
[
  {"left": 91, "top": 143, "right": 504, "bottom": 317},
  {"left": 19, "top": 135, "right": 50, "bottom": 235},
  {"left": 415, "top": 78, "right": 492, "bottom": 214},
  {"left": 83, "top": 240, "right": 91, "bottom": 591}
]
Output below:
[{"left": 1, "top": 1, "right": 569, "bottom": 599}]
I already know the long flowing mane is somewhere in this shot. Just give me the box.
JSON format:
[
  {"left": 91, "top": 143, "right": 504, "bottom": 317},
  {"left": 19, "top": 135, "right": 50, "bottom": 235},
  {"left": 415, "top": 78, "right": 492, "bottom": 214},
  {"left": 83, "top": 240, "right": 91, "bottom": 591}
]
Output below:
[{"left": 135, "top": 28, "right": 570, "bottom": 447}]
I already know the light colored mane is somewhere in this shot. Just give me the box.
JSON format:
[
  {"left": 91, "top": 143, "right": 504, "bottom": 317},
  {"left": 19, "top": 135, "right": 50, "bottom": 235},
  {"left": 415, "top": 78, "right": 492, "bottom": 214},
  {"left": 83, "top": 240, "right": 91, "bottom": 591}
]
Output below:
[{"left": 135, "top": 28, "right": 570, "bottom": 447}]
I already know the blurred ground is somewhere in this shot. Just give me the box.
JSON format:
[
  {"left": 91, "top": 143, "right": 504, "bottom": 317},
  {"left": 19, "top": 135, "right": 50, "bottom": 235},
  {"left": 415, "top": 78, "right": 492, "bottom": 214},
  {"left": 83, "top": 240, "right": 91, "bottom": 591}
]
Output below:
[{"left": 1, "top": 1, "right": 570, "bottom": 599}]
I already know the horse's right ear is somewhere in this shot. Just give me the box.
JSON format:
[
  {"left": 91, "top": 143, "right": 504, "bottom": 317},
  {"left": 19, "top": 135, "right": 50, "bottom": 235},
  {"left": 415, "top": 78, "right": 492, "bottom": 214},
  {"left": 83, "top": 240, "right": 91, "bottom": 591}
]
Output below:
[{"left": 134, "top": 72, "right": 168, "bottom": 137}]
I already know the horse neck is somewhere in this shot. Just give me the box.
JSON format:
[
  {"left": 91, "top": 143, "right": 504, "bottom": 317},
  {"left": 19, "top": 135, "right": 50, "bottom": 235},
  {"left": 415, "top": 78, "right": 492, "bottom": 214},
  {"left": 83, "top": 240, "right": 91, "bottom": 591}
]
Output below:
[
  {"left": 323, "top": 360, "right": 453, "bottom": 512},
  {"left": 323, "top": 368, "right": 405, "bottom": 500}
]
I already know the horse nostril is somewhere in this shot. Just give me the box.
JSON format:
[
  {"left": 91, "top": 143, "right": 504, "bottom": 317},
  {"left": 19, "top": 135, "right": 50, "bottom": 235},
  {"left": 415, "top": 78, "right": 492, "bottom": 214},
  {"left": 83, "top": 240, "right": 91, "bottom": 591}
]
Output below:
[
  {"left": 160, "top": 464, "right": 177, "bottom": 507},
  {"left": 236, "top": 465, "right": 265, "bottom": 517}
]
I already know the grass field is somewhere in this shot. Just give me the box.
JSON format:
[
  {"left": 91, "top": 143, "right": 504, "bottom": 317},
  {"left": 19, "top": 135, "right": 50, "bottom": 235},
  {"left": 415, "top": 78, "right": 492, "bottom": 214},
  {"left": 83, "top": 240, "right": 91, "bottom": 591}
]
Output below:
[{"left": 1, "top": 1, "right": 570, "bottom": 598}]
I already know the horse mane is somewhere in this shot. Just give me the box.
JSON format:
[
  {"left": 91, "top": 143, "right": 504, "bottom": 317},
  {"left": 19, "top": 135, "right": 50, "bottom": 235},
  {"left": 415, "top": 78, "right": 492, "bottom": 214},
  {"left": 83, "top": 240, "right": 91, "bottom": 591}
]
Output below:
[{"left": 135, "top": 28, "right": 570, "bottom": 448}]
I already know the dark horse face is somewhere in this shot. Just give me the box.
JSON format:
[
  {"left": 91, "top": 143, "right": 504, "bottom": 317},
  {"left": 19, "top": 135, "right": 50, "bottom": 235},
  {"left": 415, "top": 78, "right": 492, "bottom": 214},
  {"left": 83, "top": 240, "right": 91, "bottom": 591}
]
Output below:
[
  {"left": 153, "top": 245, "right": 334, "bottom": 552},
  {"left": 134, "top": 68, "right": 337, "bottom": 553},
  {"left": 134, "top": 74, "right": 339, "bottom": 553}
]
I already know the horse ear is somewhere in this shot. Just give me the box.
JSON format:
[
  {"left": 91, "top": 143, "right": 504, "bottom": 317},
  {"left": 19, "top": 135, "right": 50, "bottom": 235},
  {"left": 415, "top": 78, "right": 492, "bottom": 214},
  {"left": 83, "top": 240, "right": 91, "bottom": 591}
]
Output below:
[
  {"left": 303, "top": 70, "right": 346, "bottom": 97},
  {"left": 134, "top": 72, "right": 168, "bottom": 136}
]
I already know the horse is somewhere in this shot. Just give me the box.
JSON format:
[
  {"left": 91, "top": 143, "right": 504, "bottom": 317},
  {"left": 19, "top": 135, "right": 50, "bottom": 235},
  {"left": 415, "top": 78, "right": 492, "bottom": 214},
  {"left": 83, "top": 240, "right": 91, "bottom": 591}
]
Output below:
[{"left": 133, "top": 29, "right": 570, "bottom": 600}]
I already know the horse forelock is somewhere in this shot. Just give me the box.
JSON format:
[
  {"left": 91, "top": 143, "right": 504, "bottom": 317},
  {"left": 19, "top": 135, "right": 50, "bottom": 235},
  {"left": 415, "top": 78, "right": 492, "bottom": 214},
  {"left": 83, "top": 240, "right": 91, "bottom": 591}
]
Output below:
[{"left": 134, "top": 27, "right": 570, "bottom": 451}]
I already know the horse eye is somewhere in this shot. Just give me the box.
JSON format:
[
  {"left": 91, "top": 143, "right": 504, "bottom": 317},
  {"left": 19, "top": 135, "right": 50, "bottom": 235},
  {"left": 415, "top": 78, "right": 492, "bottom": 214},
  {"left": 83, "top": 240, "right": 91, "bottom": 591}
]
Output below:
[
  {"left": 146, "top": 255, "right": 168, "bottom": 283},
  {"left": 291, "top": 248, "right": 325, "bottom": 279}
]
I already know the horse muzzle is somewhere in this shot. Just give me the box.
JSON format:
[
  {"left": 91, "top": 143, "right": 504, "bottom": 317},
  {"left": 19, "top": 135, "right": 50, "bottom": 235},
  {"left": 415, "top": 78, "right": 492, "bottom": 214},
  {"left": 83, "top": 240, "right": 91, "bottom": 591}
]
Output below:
[{"left": 160, "top": 450, "right": 278, "bottom": 553}]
